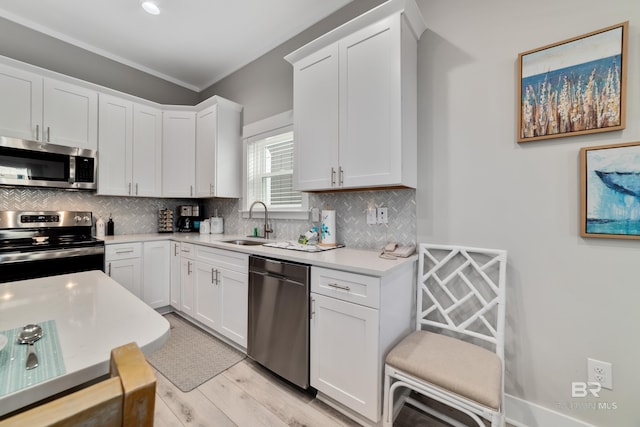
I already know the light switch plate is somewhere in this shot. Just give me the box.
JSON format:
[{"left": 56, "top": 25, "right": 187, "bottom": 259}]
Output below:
[{"left": 366, "top": 208, "right": 377, "bottom": 225}]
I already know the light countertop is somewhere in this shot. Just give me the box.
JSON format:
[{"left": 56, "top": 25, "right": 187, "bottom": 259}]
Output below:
[
  {"left": 101, "top": 233, "right": 417, "bottom": 277},
  {"left": 0, "top": 270, "right": 169, "bottom": 416}
]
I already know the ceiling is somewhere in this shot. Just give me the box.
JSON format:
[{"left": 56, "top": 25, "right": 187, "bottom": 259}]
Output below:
[{"left": 0, "top": 0, "right": 352, "bottom": 92}]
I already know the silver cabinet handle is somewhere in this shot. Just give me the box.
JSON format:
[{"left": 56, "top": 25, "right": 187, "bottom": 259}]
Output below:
[
  {"left": 210, "top": 183, "right": 214, "bottom": 195},
  {"left": 310, "top": 296, "right": 315, "bottom": 320},
  {"left": 211, "top": 268, "right": 215, "bottom": 284},
  {"left": 115, "top": 249, "right": 134, "bottom": 254},
  {"left": 187, "top": 261, "right": 192, "bottom": 275},
  {"left": 108, "top": 262, "right": 112, "bottom": 276},
  {"left": 36, "top": 124, "right": 39, "bottom": 141},
  {"left": 128, "top": 182, "right": 132, "bottom": 195},
  {"left": 331, "top": 167, "right": 336, "bottom": 186},
  {"left": 215, "top": 269, "right": 220, "bottom": 285},
  {"left": 328, "top": 282, "right": 351, "bottom": 291},
  {"left": 47, "top": 127, "right": 50, "bottom": 142},
  {"left": 174, "top": 243, "right": 179, "bottom": 256},
  {"left": 339, "top": 166, "right": 344, "bottom": 186},
  {"left": 190, "top": 185, "right": 193, "bottom": 197},
  {"left": 136, "top": 183, "right": 139, "bottom": 195}
]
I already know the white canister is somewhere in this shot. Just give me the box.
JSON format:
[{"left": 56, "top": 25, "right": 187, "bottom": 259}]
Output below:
[
  {"left": 320, "top": 210, "right": 336, "bottom": 246},
  {"left": 210, "top": 217, "right": 224, "bottom": 234},
  {"left": 199, "top": 218, "right": 210, "bottom": 234},
  {"left": 96, "top": 217, "right": 105, "bottom": 238}
]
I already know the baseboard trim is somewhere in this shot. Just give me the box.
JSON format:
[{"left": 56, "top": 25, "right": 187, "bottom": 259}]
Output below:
[{"left": 505, "top": 394, "right": 596, "bottom": 427}]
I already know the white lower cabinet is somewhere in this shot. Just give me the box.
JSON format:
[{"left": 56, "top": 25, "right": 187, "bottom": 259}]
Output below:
[
  {"left": 170, "top": 241, "right": 181, "bottom": 310},
  {"left": 105, "top": 243, "right": 142, "bottom": 299},
  {"left": 310, "top": 264, "right": 415, "bottom": 423},
  {"left": 142, "top": 240, "right": 170, "bottom": 308},
  {"left": 175, "top": 243, "right": 248, "bottom": 348},
  {"left": 106, "top": 241, "right": 170, "bottom": 309},
  {"left": 180, "top": 243, "right": 195, "bottom": 316}
]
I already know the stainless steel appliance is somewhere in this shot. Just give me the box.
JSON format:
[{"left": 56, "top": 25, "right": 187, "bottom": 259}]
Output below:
[
  {"left": 0, "top": 137, "right": 97, "bottom": 190},
  {"left": 176, "top": 204, "right": 201, "bottom": 232},
  {"left": 0, "top": 211, "right": 105, "bottom": 283},
  {"left": 248, "top": 255, "right": 310, "bottom": 389}
]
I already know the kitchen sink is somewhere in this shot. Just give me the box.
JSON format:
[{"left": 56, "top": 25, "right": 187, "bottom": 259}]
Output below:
[{"left": 221, "top": 239, "right": 266, "bottom": 246}]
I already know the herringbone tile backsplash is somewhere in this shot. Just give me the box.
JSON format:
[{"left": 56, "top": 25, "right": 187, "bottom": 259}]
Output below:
[{"left": 0, "top": 188, "right": 416, "bottom": 250}]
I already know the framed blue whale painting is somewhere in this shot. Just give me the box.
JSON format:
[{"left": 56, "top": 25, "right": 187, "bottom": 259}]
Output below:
[{"left": 581, "top": 141, "right": 640, "bottom": 239}]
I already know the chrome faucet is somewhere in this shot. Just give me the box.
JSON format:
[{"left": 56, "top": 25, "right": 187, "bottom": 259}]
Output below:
[{"left": 249, "top": 200, "right": 273, "bottom": 239}]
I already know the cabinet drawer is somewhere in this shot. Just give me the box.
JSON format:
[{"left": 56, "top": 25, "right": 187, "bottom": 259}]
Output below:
[
  {"left": 311, "top": 267, "right": 380, "bottom": 309},
  {"left": 105, "top": 242, "right": 142, "bottom": 261},
  {"left": 180, "top": 242, "right": 194, "bottom": 258},
  {"left": 195, "top": 245, "right": 248, "bottom": 273}
]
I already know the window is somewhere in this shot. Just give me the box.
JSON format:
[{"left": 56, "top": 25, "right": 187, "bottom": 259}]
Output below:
[{"left": 243, "top": 111, "right": 308, "bottom": 218}]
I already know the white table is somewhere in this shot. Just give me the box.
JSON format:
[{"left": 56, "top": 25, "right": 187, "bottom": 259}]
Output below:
[{"left": 0, "top": 270, "right": 170, "bottom": 416}]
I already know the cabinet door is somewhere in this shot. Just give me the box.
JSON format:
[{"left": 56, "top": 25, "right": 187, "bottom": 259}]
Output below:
[
  {"left": 0, "top": 64, "right": 42, "bottom": 141},
  {"left": 142, "top": 241, "right": 170, "bottom": 308},
  {"left": 97, "top": 94, "right": 133, "bottom": 196},
  {"left": 193, "top": 260, "right": 220, "bottom": 330},
  {"left": 162, "top": 110, "right": 196, "bottom": 197},
  {"left": 293, "top": 44, "right": 339, "bottom": 191},
  {"left": 180, "top": 257, "right": 195, "bottom": 316},
  {"left": 107, "top": 258, "right": 142, "bottom": 299},
  {"left": 43, "top": 78, "right": 98, "bottom": 150},
  {"left": 170, "top": 242, "right": 181, "bottom": 310},
  {"left": 132, "top": 103, "right": 162, "bottom": 197},
  {"left": 339, "top": 16, "right": 402, "bottom": 188},
  {"left": 195, "top": 104, "right": 217, "bottom": 197},
  {"left": 310, "top": 293, "right": 379, "bottom": 421},
  {"left": 218, "top": 267, "right": 248, "bottom": 347}
]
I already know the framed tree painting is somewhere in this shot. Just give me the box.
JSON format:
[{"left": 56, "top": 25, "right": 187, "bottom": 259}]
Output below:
[
  {"left": 581, "top": 141, "right": 640, "bottom": 239},
  {"left": 518, "top": 22, "right": 628, "bottom": 143}
]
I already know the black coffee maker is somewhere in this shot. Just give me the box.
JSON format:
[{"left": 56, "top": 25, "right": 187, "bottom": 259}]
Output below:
[{"left": 176, "top": 205, "right": 199, "bottom": 232}]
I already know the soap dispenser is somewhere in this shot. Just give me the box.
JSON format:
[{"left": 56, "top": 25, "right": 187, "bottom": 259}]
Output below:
[
  {"left": 96, "top": 217, "right": 105, "bottom": 238},
  {"left": 106, "top": 213, "right": 114, "bottom": 236}
]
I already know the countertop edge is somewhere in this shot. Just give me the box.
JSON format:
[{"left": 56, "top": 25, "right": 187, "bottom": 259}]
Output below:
[{"left": 101, "top": 233, "right": 417, "bottom": 277}]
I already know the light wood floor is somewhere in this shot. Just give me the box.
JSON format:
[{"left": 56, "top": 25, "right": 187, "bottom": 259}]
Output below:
[{"left": 152, "top": 357, "right": 454, "bottom": 427}]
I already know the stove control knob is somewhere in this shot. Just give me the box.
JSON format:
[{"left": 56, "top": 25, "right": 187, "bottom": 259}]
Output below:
[
  {"left": 83, "top": 216, "right": 91, "bottom": 224},
  {"left": 74, "top": 215, "right": 82, "bottom": 223}
]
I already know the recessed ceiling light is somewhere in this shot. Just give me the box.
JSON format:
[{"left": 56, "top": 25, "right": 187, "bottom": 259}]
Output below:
[{"left": 141, "top": 0, "right": 160, "bottom": 15}]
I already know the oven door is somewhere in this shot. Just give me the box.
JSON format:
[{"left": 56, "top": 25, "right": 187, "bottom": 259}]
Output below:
[{"left": 0, "top": 246, "right": 105, "bottom": 283}]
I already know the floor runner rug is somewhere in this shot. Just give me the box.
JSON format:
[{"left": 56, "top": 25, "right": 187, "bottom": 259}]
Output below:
[{"left": 147, "top": 313, "right": 245, "bottom": 392}]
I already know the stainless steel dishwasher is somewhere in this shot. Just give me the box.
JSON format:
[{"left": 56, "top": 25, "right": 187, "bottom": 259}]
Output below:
[{"left": 248, "top": 255, "right": 310, "bottom": 389}]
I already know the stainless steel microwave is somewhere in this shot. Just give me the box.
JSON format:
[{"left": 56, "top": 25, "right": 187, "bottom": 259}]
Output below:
[{"left": 0, "top": 136, "right": 97, "bottom": 190}]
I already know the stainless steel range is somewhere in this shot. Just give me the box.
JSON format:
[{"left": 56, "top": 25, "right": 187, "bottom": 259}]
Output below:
[{"left": 0, "top": 211, "right": 105, "bottom": 283}]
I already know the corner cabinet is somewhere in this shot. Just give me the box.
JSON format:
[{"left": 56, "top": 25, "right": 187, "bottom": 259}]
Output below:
[
  {"left": 286, "top": 0, "right": 425, "bottom": 191},
  {"left": 195, "top": 98, "right": 243, "bottom": 198},
  {"left": 142, "top": 240, "right": 170, "bottom": 308},
  {"left": 310, "top": 262, "right": 415, "bottom": 423},
  {"left": 162, "top": 110, "right": 196, "bottom": 197}
]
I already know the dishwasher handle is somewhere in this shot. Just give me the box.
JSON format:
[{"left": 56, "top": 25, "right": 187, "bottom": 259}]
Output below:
[{"left": 250, "top": 269, "right": 307, "bottom": 287}]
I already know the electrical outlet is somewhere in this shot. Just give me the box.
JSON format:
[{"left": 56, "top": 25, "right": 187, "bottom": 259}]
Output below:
[
  {"left": 366, "top": 208, "right": 377, "bottom": 225},
  {"left": 377, "top": 207, "right": 388, "bottom": 224},
  {"left": 588, "top": 358, "right": 613, "bottom": 390}
]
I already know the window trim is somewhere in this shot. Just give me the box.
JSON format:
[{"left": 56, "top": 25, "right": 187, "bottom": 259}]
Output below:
[{"left": 241, "top": 111, "right": 309, "bottom": 220}]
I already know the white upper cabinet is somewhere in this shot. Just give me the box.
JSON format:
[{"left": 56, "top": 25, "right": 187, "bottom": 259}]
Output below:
[
  {"left": 0, "top": 64, "right": 42, "bottom": 141},
  {"left": 286, "top": 0, "right": 425, "bottom": 191},
  {"left": 292, "top": 44, "right": 339, "bottom": 191},
  {"left": 0, "top": 62, "right": 98, "bottom": 150},
  {"left": 43, "top": 78, "right": 98, "bottom": 150},
  {"left": 132, "top": 103, "right": 162, "bottom": 197},
  {"left": 162, "top": 110, "right": 196, "bottom": 197},
  {"left": 195, "top": 98, "right": 243, "bottom": 198},
  {"left": 98, "top": 95, "right": 162, "bottom": 197},
  {"left": 98, "top": 94, "right": 133, "bottom": 196}
]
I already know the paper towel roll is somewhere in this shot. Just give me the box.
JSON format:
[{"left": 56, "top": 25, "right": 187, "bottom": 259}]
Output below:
[{"left": 320, "top": 210, "right": 336, "bottom": 246}]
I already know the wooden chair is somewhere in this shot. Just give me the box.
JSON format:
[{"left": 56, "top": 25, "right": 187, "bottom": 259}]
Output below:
[
  {"left": 383, "top": 244, "right": 507, "bottom": 427},
  {"left": 0, "top": 342, "right": 156, "bottom": 427}
]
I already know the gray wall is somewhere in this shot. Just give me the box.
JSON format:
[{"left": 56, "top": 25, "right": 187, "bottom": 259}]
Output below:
[
  {"left": 416, "top": 0, "right": 639, "bottom": 426},
  {"left": 0, "top": 17, "right": 199, "bottom": 105},
  {"left": 200, "top": 0, "right": 387, "bottom": 124}
]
